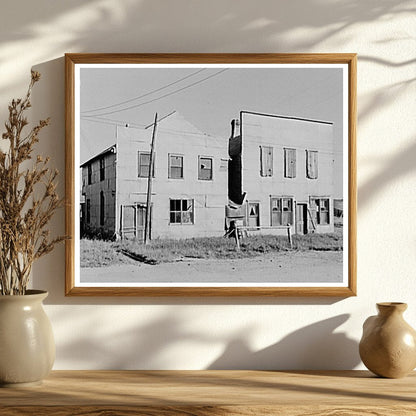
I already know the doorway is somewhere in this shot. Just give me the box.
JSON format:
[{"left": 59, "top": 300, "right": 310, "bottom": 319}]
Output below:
[
  {"left": 120, "top": 203, "right": 150, "bottom": 240},
  {"left": 296, "top": 203, "right": 308, "bottom": 235}
]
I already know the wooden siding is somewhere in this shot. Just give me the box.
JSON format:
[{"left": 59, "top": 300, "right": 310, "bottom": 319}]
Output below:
[{"left": 81, "top": 152, "right": 116, "bottom": 236}]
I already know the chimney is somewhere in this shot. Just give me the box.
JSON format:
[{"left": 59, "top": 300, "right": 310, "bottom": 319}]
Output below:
[{"left": 230, "top": 119, "right": 240, "bottom": 139}]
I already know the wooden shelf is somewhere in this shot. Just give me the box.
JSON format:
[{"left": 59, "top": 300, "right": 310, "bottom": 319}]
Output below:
[{"left": 1, "top": 370, "right": 415, "bottom": 415}]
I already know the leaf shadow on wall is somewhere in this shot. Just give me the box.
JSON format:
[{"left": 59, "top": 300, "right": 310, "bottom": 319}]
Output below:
[
  {"left": 208, "top": 314, "right": 360, "bottom": 370},
  {"left": 52, "top": 307, "right": 359, "bottom": 370},
  {"left": 0, "top": 0, "right": 414, "bottom": 97},
  {"left": 26, "top": 1, "right": 416, "bottom": 302}
]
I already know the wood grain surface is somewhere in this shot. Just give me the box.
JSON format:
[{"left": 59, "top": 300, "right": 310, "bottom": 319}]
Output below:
[{"left": 1, "top": 370, "right": 415, "bottom": 415}]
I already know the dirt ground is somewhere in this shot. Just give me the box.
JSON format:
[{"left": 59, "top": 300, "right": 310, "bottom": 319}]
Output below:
[{"left": 81, "top": 250, "right": 343, "bottom": 284}]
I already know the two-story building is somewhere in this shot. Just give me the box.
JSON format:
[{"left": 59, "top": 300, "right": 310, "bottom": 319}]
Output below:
[
  {"left": 81, "top": 112, "right": 229, "bottom": 240},
  {"left": 228, "top": 111, "right": 335, "bottom": 235},
  {"left": 81, "top": 110, "right": 336, "bottom": 240}
]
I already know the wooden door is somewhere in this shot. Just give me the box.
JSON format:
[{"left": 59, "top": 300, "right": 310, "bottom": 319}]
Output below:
[
  {"left": 120, "top": 204, "right": 149, "bottom": 240},
  {"left": 296, "top": 203, "right": 308, "bottom": 234}
]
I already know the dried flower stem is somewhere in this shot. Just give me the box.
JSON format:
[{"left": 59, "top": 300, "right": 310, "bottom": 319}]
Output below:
[{"left": 0, "top": 71, "right": 65, "bottom": 295}]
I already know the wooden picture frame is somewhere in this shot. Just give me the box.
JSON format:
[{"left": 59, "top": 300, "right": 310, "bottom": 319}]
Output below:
[{"left": 65, "top": 53, "right": 356, "bottom": 296}]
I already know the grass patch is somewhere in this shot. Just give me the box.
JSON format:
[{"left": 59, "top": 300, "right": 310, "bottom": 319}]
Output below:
[
  {"left": 80, "top": 239, "right": 136, "bottom": 268},
  {"left": 81, "top": 230, "right": 343, "bottom": 268}
]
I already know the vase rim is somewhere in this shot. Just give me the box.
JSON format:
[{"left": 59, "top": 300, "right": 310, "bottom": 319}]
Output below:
[
  {"left": 0, "top": 290, "right": 48, "bottom": 301},
  {"left": 377, "top": 302, "right": 407, "bottom": 311}
]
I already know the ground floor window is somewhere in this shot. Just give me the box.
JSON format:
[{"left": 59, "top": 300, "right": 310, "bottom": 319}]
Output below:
[
  {"left": 248, "top": 202, "right": 260, "bottom": 227},
  {"left": 100, "top": 191, "right": 104, "bottom": 226},
  {"left": 270, "top": 197, "right": 293, "bottom": 226},
  {"left": 169, "top": 199, "right": 194, "bottom": 224},
  {"left": 86, "top": 199, "right": 91, "bottom": 223},
  {"left": 311, "top": 197, "right": 330, "bottom": 225}
]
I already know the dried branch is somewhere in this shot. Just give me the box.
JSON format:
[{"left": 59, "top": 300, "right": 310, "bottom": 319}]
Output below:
[{"left": 0, "top": 71, "right": 65, "bottom": 295}]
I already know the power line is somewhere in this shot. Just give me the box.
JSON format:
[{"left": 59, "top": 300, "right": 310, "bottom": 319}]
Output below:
[
  {"left": 80, "top": 115, "right": 146, "bottom": 128},
  {"left": 81, "top": 69, "right": 207, "bottom": 115},
  {"left": 83, "top": 69, "right": 229, "bottom": 117}
]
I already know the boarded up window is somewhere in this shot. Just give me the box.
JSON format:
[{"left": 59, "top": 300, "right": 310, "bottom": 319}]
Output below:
[
  {"left": 86, "top": 199, "right": 91, "bottom": 223},
  {"left": 260, "top": 146, "right": 273, "bottom": 177},
  {"left": 170, "top": 199, "right": 194, "bottom": 224},
  {"left": 311, "top": 197, "right": 330, "bottom": 225},
  {"left": 87, "top": 164, "right": 92, "bottom": 185},
  {"left": 138, "top": 152, "right": 155, "bottom": 178},
  {"left": 271, "top": 197, "right": 293, "bottom": 226},
  {"left": 198, "top": 156, "right": 213, "bottom": 180},
  {"left": 284, "top": 148, "right": 296, "bottom": 178},
  {"left": 169, "top": 154, "right": 183, "bottom": 179},
  {"left": 306, "top": 150, "right": 318, "bottom": 179},
  {"left": 99, "top": 158, "right": 105, "bottom": 181}
]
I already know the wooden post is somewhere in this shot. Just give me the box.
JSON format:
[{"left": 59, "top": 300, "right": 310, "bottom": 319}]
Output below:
[
  {"left": 235, "top": 225, "right": 240, "bottom": 251},
  {"left": 144, "top": 113, "right": 157, "bottom": 244},
  {"left": 287, "top": 224, "right": 293, "bottom": 249}
]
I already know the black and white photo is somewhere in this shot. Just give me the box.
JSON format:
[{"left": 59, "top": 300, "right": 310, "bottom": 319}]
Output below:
[{"left": 65, "top": 54, "right": 356, "bottom": 296}]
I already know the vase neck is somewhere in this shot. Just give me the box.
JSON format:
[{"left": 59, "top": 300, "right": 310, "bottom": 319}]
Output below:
[{"left": 377, "top": 302, "right": 407, "bottom": 316}]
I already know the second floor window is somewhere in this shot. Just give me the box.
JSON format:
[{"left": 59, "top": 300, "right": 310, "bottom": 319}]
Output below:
[
  {"left": 87, "top": 164, "right": 92, "bottom": 185},
  {"left": 284, "top": 148, "right": 296, "bottom": 178},
  {"left": 138, "top": 151, "right": 155, "bottom": 178},
  {"left": 306, "top": 150, "right": 318, "bottom": 179},
  {"left": 198, "top": 156, "right": 213, "bottom": 180},
  {"left": 100, "top": 158, "right": 105, "bottom": 181},
  {"left": 260, "top": 146, "right": 273, "bottom": 177},
  {"left": 169, "top": 154, "right": 183, "bottom": 179}
]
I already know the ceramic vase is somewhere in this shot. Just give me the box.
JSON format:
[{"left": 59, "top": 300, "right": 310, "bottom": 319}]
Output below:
[
  {"left": 0, "top": 290, "right": 55, "bottom": 387},
  {"left": 359, "top": 302, "right": 416, "bottom": 378}
]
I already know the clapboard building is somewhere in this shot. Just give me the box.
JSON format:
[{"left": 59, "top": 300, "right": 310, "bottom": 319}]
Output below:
[
  {"left": 227, "top": 111, "right": 335, "bottom": 235},
  {"left": 81, "top": 112, "right": 229, "bottom": 240}
]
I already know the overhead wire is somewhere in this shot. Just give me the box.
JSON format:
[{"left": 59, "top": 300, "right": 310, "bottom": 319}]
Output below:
[
  {"left": 82, "top": 69, "right": 229, "bottom": 117},
  {"left": 81, "top": 68, "right": 207, "bottom": 115}
]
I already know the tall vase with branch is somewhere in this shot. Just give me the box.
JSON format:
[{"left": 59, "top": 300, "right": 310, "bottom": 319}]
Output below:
[{"left": 0, "top": 70, "right": 64, "bottom": 295}]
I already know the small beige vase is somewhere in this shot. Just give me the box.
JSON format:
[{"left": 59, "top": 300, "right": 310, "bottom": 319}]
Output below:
[
  {"left": 359, "top": 302, "right": 416, "bottom": 378},
  {"left": 0, "top": 290, "right": 55, "bottom": 387}
]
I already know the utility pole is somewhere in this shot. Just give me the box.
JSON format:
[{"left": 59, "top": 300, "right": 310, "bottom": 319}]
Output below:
[{"left": 144, "top": 113, "right": 157, "bottom": 244}]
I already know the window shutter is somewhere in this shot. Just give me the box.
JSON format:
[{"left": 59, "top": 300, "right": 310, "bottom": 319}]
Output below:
[
  {"left": 284, "top": 148, "right": 296, "bottom": 178},
  {"left": 260, "top": 146, "right": 273, "bottom": 177},
  {"left": 260, "top": 146, "right": 266, "bottom": 176},
  {"left": 266, "top": 147, "right": 273, "bottom": 176},
  {"left": 307, "top": 150, "right": 318, "bottom": 179}
]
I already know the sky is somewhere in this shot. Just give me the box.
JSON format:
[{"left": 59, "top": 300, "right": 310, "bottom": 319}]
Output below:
[{"left": 79, "top": 65, "right": 345, "bottom": 196}]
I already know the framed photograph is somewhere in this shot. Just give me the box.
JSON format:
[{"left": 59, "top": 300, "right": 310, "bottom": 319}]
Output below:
[{"left": 65, "top": 53, "right": 356, "bottom": 296}]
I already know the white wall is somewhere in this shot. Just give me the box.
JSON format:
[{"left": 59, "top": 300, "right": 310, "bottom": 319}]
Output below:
[{"left": 1, "top": 0, "right": 415, "bottom": 370}]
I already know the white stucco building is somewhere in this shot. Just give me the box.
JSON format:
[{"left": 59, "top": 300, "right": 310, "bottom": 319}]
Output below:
[
  {"left": 81, "top": 112, "right": 229, "bottom": 239},
  {"left": 227, "top": 111, "right": 335, "bottom": 235}
]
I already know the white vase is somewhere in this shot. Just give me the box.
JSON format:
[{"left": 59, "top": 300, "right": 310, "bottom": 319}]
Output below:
[{"left": 0, "top": 290, "right": 55, "bottom": 387}]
